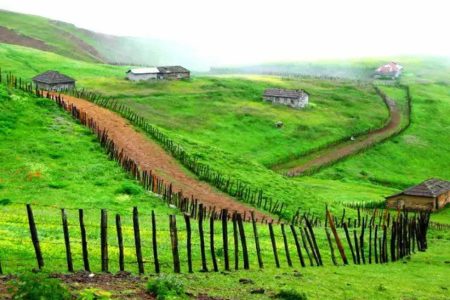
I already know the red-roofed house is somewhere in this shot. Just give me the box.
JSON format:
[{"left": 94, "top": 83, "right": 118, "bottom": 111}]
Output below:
[{"left": 374, "top": 62, "right": 403, "bottom": 79}]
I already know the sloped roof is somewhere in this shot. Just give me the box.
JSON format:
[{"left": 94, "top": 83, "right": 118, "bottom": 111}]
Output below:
[
  {"left": 375, "top": 62, "right": 403, "bottom": 74},
  {"left": 157, "top": 66, "right": 190, "bottom": 73},
  {"left": 32, "top": 71, "right": 75, "bottom": 84},
  {"left": 389, "top": 178, "right": 450, "bottom": 198},
  {"left": 264, "top": 88, "right": 308, "bottom": 99},
  {"left": 127, "top": 67, "right": 159, "bottom": 74}
]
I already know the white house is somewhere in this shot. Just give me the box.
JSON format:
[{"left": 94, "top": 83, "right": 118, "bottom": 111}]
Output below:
[{"left": 126, "top": 67, "right": 160, "bottom": 81}]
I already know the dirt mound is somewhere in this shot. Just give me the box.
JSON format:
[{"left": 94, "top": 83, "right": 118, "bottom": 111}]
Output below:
[
  {"left": 0, "top": 26, "right": 53, "bottom": 52},
  {"left": 58, "top": 94, "right": 270, "bottom": 220}
]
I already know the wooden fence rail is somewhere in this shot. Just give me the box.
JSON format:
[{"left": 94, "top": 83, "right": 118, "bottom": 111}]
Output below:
[{"left": 0, "top": 204, "right": 430, "bottom": 275}]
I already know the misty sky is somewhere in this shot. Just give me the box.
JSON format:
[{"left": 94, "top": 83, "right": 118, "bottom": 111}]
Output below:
[{"left": 0, "top": 0, "right": 448, "bottom": 65}]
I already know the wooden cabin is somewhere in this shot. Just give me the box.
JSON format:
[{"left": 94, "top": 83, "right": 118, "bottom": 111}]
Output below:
[
  {"left": 386, "top": 178, "right": 450, "bottom": 211},
  {"left": 32, "top": 71, "right": 75, "bottom": 91},
  {"left": 263, "top": 88, "right": 309, "bottom": 109}
]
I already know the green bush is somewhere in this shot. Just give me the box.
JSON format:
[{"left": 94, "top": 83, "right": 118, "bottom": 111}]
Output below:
[
  {"left": 115, "top": 182, "right": 141, "bottom": 195},
  {"left": 147, "top": 275, "right": 186, "bottom": 300},
  {"left": 276, "top": 289, "right": 308, "bottom": 300},
  {"left": 9, "top": 273, "right": 71, "bottom": 300}
]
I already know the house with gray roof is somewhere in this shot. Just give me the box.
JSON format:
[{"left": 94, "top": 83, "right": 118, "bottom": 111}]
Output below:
[
  {"left": 263, "top": 88, "right": 309, "bottom": 109},
  {"left": 32, "top": 71, "right": 75, "bottom": 91},
  {"left": 386, "top": 178, "right": 450, "bottom": 211},
  {"left": 126, "top": 66, "right": 190, "bottom": 81}
]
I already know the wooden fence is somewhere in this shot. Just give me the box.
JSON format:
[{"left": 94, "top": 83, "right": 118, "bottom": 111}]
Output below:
[{"left": 0, "top": 205, "right": 431, "bottom": 275}]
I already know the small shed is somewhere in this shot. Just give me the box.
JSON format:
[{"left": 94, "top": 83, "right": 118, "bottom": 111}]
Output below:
[
  {"left": 385, "top": 178, "right": 450, "bottom": 211},
  {"left": 126, "top": 67, "right": 160, "bottom": 81},
  {"left": 263, "top": 88, "right": 309, "bottom": 109},
  {"left": 157, "top": 66, "right": 190, "bottom": 80},
  {"left": 374, "top": 62, "right": 403, "bottom": 79},
  {"left": 32, "top": 71, "right": 75, "bottom": 91}
]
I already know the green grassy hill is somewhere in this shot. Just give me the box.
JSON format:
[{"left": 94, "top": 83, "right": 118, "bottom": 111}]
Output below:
[
  {"left": 0, "top": 14, "right": 450, "bottom": 298},
  {"left": 0, "top": 9, "right": 200, "bottom": 67},
  {"left": 0, "top": 43, "right": 397, "bottom": 216}
]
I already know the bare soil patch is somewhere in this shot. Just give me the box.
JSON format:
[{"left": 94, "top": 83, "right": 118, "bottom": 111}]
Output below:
[{"left": 0, "top": 26, "right": 53, "bottom": 52}]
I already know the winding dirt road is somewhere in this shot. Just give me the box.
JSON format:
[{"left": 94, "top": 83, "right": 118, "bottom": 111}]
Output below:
[
  {"left": 273, "top": 97, "right": 403, "bottom": 176},
  {"left": 57, "top": 94, "right": 270, "bottom": 220}
]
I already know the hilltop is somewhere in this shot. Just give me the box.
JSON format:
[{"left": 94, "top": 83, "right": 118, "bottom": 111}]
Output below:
[{"left": 0, "top": 9, "right": 200, "bottom": 68}]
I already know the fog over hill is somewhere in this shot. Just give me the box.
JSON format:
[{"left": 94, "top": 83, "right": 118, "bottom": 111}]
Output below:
[{"left": 0, "top": 0, "right": 449, "bottom": 72}]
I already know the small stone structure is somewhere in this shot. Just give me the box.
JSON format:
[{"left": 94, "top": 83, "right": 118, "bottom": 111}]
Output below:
[
  {"left": 385, "top": 178, "right": 450, "bottom": 211},
  {"left": 126, "top": 66, "right": 190, "bottom": 81},
  {"left": 32, "top": 71, "right": 75, "bottom": 91},
  {"left": 263, "top": 88, "right": 309, "bottom": 109}
]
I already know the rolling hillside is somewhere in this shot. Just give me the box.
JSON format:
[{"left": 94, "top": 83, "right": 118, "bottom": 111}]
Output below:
[{"left": 0, "top": 9, "right": 200, "bottom": 68}]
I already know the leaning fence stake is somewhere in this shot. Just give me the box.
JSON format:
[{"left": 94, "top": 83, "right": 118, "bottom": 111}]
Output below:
[{"left": 26, "top": 204, "right": 44, "bottom": 269}]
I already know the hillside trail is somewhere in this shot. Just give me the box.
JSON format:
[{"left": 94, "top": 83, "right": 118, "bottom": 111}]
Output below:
[
  {"left": 273, "top": 97, "right": 402, "bottom": 176},
  {"left": 55, "top": 93, "right": 270, "bottom": 220}
]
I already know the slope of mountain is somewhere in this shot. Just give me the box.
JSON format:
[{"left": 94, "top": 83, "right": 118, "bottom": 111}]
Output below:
[{"left": 0, "top": 9, "right": 200, "bottom": 68}]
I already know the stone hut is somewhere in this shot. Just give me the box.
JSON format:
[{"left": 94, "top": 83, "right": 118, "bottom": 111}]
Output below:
[
  {"left": 157, "top": 66, "right": 190, "bottom": 80},
  {"left": 385, "top": 178, "right": 450, "bottom": 211},
  {"left": 263, "top": 88, "right": 309, "bottom": 109},
  {"left": 126, "top": 66, "right": 190, "bottom": 81},
  {"left": 32, "top": 71, "right": 75, "bottom": 91}
]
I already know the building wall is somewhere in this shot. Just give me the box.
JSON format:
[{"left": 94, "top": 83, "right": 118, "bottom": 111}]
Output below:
[
  {"left": 437, "top": 191, "right": 450, "bottom": 209},
  {"left": 263, "top": 95, "right": 308, "bottom": 109},
  {"left": 126, "top": 73, "right": 158, "bottom": 81},
  {"left": 35, "top": 82, "right": 75, "bottom": 91},
  {"left": 386, "top": 195, "right": 436, "bottom": 211},
  {"left": 160, "top": 72, "right": 190, "bottom": 80}
]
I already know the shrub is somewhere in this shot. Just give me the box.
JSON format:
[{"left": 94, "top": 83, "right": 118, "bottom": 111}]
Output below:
[
  {"left": 9, "top": 273, "right": 71, "bottom": 300},
  {"left": 115, "top": 182, "right": 141, "bottom": 195},
  {"left": 276, "top": 289, "right": 308, "bottom": 300},
  {"left": 147, "top": 275, "right": 186, "bottom": 300}
]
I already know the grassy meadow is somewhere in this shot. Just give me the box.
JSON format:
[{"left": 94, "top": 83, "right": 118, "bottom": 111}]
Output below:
[{"left": 0, "top": 40, "right": 449, "bottom": 299}]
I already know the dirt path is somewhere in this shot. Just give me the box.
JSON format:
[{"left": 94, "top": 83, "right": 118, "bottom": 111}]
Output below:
[
  {"left": 274, "top": 97, "right": 403, "bottom": 176},
  {"left": 58, "top": 94, "right": 269, "bottom": 220}
]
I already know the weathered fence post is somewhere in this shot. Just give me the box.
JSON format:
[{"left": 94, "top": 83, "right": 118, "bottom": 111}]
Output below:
[
  {"left": 343, "top": 223, "right": 356, "bottom": 264},
  {"left": 151, "top": 211, "right": 160, "bottom": 273},
  {"left": 26, "top": 204, "right": 44, "bottom": 269},
  {"left": 101, "top": 209, "right": 108, "bottom": 272},
  {"left": 237, "top": 213, "right": 249, "bottom": 269},
  {"left": 116, "top": 214, "right": 125, "bottom": 272},
  {"left": 268, "top": 222, "right": 280, "bottom": 268},
  {"left": 325, "top": 228, "right": 337, "bottom": 266},
  {"left": 232, "top": 212, "right": 239, "bottom": 270},
  {"left": 289, "top": 225, "right": 305, "bottom": 267},
  {"left": 79, "top": 209, "right": 90, "bottom": 272},
  {"left": 133, "top": 207, "right": 144, "bottom": 274},
  {"left": 169, "top": 215, "right": 180, "bottom": 273},
  {"left": 61, "top": 209, "right": 73, "bottom": 272},
  {"left": 184, "top": 213, "right": 193, "bottom": 273},
  {"left": 210, "top": 216, "right": 218, "bottom": 272},
  {"left": 222, "top": 209, "right": 230, "bottom": 271},
  {"left": 281, "top": 224, "right": 292, "bottom": 267},
  {"left": 198, "top": 204, "right": 208, "bottom": 272},
  {"left": 326, "top": 209, "right": 348, "bottom": 265},
  {"left": 251, "top": 211, "right": 263, "bottom": 269}
]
